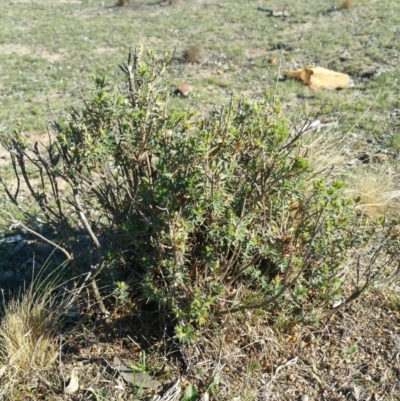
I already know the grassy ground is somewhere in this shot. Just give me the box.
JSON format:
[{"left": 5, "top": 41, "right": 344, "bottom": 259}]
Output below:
[
  {"left": 1, "top": 0, "right": 400, "bottom": 400},
  {"left": 1, "top": 0, "right": 399, "bottom": 141}
]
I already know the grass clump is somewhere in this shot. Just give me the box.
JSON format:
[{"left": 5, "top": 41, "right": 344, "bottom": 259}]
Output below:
[
  {"left": 344, "top": 167, "right": 400, "bottom": 219},
  {"left": 0, "top": 272, "right": 74, "bottom": 399},
  {"left": 338, "top": 0, "right": 356, "bottom": 10},
  {"left": 183, "top": 44, "right": 206, "bottom": 63}
]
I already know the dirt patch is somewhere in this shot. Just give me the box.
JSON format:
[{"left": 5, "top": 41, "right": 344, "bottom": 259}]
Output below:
[
  {"left": 0, "top": 44, "right": 64, "bottom": 62},
  {"left": 94, "top": 46, "right": 119, "bottom": 55},
  {"left": 245, "top": 47, "right": 269, "bottom": 59},
  {"left": 37, "top": 50, "right": 64, "bottom": 62},
  {"left": 0, "top": 44, "right": 32, "bottom": 57}
]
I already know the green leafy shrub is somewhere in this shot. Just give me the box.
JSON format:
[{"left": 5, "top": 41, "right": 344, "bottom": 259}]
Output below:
[{"left": 2, "top": 45, "right": 399, "bottom": 339}]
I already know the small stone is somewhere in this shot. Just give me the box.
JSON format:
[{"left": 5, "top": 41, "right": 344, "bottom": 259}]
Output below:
[
  {"left": 350, "top": 152, "right": 390, "bottom": 165},
  {"left": 200, "top": 393, "right": 210, "bottom": 401},
  {"left": 257, "top": 6, "right": 290, "bottom": 17},
  {"left": 271, "top": 7, "right": 290, "bottom": 17},
  {"left": 174, "top": 83, "right": 192, "bottom": 97},
  {"left": 64, "top": 368, "right": 79, "bottom": 395},
  {"left": 113, "top": 357, "right": 161, "bottom": 389}
]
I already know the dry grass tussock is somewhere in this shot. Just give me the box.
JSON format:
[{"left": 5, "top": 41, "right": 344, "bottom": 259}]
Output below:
[
  {"left": 338, "top": 0, "right": 356, "bottom": 10},
  {"left": 0, "top": 270, "right": 75, "bottom": 399},
  {"left": 183, "top": 44, "right": 206, "bottom": 63},
  {"left": 301, "top": 127, "right": 400, "bottom": 220},
  {"left": 300, "top": 126, "right": 347, "bottom": 179},
  {"left": 292, "top": 124, "right": 400, "bottom": 227},
  {"left": 344, "top": 166, "right": 400, "bottom": 219}
]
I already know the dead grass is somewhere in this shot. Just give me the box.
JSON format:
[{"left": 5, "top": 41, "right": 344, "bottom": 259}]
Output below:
[
  {"left": 0, "top": 270, "right": 75, "bottom": 399},
  {"left": 297, "top": 121, "right": 400, "bottom": 220},
  {"left": 344, "top": 166, "right": 400, "bottom": 219},
  {"left": 180, "top": 311, "right": 279, "bottom": 400},
  {"left": 301, "top": 124, "right": 346, "bottom": 179},
  {"left": 338, "top": 0, "right": 356, "bottom": 10},
  {"left": 183, "top": 44, "right": 206, "bottom": 64},
  {"left": 178, "top": 290, "right": 400, "bottom": 400}
]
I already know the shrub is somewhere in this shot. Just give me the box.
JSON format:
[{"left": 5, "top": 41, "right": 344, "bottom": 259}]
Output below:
[{"left": 1, "top": 45, "right": 399, "bottom": 341}]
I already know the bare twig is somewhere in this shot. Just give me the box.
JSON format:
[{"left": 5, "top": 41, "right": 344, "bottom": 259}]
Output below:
[{"left": 5, "top": 214, "right": 73, "bottom": 261}]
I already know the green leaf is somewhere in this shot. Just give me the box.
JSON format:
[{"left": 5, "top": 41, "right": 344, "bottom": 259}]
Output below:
[{"left": 184, "top": 385, "right": 198, "bottom": 401}]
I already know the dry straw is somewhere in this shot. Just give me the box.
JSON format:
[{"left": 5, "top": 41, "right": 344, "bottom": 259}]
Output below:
[
  {"left": 344, "top": 167, "right": 400, "bottom": 219},
  {"left": 0, "top": 265, "right": 78, "bottom": 398}
]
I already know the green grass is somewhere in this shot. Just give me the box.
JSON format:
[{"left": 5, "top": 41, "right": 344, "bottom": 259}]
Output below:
[{"left": 0, "top": 0, "right": 399, "bottom": 139}]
